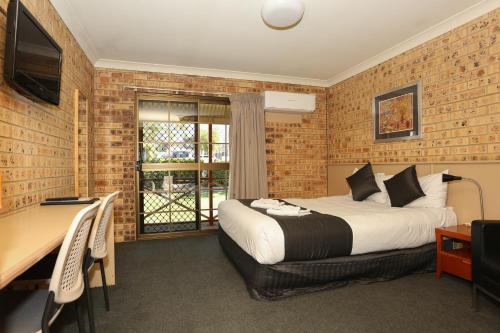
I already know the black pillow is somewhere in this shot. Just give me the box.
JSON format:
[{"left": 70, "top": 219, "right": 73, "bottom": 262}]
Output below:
[
  {"left": 346, "top": 163, "right": 381, "bottom": 201},
  {"left": 384, "top": 165, "right": 425, "bottom": 207}
]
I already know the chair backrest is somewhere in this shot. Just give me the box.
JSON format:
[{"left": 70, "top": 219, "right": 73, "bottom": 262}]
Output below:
[
  {"left": 88, "top": 191, "right": 120, "bottom": 259},
  {"left": 49, "top": 202, "right": 100, "bottom": 304}
]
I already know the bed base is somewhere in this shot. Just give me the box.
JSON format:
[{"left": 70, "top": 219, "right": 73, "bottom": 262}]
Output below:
[{"left": 218, "top": 228, "right": 436, "bottom": 300}]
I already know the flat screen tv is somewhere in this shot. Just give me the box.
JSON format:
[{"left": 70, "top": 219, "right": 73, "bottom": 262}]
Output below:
[{"left": 4, "top": 0, "right": 62, "bottom": 105}]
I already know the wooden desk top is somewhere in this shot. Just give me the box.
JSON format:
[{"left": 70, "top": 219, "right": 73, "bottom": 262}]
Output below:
[{"left": 0, "top": 204, "right": 94, "bottom": 289}]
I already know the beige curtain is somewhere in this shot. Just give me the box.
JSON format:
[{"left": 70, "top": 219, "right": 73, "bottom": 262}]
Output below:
[{"left": 228, "top": 93, "right": 268, "bottom": 199}]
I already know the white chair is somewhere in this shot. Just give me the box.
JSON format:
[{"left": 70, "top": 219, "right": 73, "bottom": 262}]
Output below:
[
  {"left": 83, "top": 191, "right": 120, "bottom": 333},
  {"left": 0, "top": 201, "right": 100, "bottom": 333}
]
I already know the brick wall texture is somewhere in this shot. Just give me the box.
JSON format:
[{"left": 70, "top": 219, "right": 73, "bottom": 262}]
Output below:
[
  {"left": 328, "top": 8, "right": 500, "bottom": 164},
  {"left": 93, "top": 69, "right": 327, "bottom": 241},
  {"left": 0, "top": 0, "right": 93, "bottom": 215}
]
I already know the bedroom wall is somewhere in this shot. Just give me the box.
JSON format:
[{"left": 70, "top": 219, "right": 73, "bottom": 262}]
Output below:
[
  {"left": 327, "top": 8, "right": 499, "bottom": 165},
  {"left": 0, "top": 0, "right": 94, "bottom": 215},
  {"left": 326, "top": 8, "right": 500, "bottom": 224},
  {"left": 93, "top": 68, "right": 328, "bottom": 242}
]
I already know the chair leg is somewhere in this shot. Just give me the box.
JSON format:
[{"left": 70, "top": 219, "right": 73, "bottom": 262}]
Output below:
[
  {"left": 98, "top": 258, "right": 110, "bottom": 311},
  {"left": 83, "top": 262, "right": 96, "bottom": 333},
  {"left": 472, "top": 283, "right": 479, "bottom": 311},
  {"left": 42, "top": 291, "right": 55, "bottom": 333},
  {"left": 74, "top": 297, "right": 85, "bottom": 333}
]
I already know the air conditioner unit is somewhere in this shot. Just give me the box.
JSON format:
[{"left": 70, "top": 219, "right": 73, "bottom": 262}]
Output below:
[{"left": 263, "top": 91, "right": 316, "bottom": 113}]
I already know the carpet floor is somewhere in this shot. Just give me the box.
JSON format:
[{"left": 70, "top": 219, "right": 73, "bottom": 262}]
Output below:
[{"left": 53, "top": 234, "right": 500, "bottom": 333}]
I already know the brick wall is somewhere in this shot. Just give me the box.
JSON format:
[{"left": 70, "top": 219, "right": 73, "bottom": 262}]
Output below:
[
  {"left": 93, "top": 69, "right": 327, "bottom": 241},
  {"left": 0, "top": 0, "right": 93, "bottom": 215},
  {"left": 328, "top": 8, "right": 500, "bottom": 165}
]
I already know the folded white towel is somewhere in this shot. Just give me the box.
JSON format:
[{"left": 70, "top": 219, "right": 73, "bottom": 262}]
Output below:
[
  {"left": 275, "top": 205, "right": 300, "bottom": 212},
  {"left": 255, "top": 198, "right": 279, "bottom": 204},
  {"left": 267, "top": 205, "right": 311, "bottom": 217},
  {"left": 252, "top": 203, "right": 283, "bottom": 209},
  {"left": 251, "top": 199, "right": 284, "bottom": 209}
]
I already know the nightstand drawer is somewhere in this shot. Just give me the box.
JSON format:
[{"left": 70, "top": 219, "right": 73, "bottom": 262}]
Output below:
[{"left": 441, "top": 253, "right": 472, "bottom": 280}]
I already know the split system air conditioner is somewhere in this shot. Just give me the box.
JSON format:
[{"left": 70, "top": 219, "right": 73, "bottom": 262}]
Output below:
[{"left": 262, "top": 91, "right": 316, "bottom": 113}]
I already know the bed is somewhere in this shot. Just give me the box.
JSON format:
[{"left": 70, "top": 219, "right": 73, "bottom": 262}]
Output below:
[{"left": 218, "top": 195, "right": 457, "bottom": 300}]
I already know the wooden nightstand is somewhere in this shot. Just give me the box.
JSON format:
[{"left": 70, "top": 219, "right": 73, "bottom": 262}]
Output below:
[{"left": 435, "top": 225, "right": 472, "bottom": 281}]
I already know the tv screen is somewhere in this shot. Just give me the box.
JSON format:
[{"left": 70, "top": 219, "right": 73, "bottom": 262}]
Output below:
[{"left": 4, "top": 0, "right": 62, "bottom": 105}]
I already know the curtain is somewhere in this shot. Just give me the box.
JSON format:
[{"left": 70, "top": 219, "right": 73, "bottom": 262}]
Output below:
[{"left": 228, "top": 93, "right": 268, "bottom": 199}]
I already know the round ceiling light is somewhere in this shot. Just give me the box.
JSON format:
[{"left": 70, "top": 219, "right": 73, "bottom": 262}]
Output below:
[{"left": 261, "top": 0, "right": 305, "bottom": 29}]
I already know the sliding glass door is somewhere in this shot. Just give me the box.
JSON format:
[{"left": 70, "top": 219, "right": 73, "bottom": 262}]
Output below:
[{"left": 137, "top": 95, "right": 230, "bottom": 235}]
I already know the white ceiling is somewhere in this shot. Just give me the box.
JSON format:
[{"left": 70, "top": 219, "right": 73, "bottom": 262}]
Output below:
[{"left": 50, "top": 0, "right": 498, "bottom": 86}]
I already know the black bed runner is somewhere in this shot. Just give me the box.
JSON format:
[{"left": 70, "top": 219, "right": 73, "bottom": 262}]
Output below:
[{"left": 238, "top": 199, "right": 353, "bottom": 261}]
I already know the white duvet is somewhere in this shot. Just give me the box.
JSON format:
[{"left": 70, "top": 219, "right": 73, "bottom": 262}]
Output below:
[{"left": 218, "top": 196, "right": 457, "bottom": 264}]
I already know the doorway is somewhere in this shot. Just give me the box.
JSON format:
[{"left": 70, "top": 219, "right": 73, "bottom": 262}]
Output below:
[{"left": 136, "top": 94, "right": 230, "bottom": 236}]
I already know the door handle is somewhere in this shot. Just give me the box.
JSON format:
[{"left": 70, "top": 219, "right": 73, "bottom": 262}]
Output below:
[{"left": 135, "top": 161, "right": 142, "bottom": 172}]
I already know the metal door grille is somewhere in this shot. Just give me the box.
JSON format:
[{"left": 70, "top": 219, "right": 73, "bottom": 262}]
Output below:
[{"left": 139, "top": 170, "right": 199, "bottom": 233}]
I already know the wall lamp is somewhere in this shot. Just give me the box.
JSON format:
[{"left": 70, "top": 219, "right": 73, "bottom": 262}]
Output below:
[{"left": 442, "top": 174, "right": 484, "bottom": 220}]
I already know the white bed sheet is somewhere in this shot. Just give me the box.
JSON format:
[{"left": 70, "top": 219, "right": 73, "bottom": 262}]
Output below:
[{"left": 218, "top": 196, "right": 457, "bottom": 264}]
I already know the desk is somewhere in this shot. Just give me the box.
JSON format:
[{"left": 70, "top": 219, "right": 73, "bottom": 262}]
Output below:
[{"left": 0, "top": 204, "right": 115, "bottom": 289}]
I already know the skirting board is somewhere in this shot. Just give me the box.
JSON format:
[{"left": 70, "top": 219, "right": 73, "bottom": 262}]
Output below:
[{"left": 328, "top": 162, "right": 500, "bottom": 224}]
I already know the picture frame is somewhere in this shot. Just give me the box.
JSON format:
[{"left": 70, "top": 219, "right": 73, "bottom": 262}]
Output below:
[{"left": 372, "top": 81, "right": 422, "bottom": 143}]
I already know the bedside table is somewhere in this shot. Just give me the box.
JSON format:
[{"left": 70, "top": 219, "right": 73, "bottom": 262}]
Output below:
[{"left": 435, "top": 225, "right": 472, "bottom": 281}]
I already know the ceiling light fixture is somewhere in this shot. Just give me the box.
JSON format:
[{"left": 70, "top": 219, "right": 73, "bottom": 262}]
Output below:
[{"left": 261, "top": 0, "right": 305, "bottom": 30}]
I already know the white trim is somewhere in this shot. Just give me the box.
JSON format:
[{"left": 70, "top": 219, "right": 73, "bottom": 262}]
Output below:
[
  {"left": 325, "top": 0, "right": 500, "bottom": 86},
  {"left": 53, "top": 0, "right": 499, "bottom": 87},
  {"left": 94, "top": 59, "right": 331, "bottom": 87},
  {"left": 49, "top": 0, "right": 99, "bottom": 63}
]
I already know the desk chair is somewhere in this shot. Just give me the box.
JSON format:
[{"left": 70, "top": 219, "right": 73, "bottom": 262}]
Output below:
[
  {"left": 83, "top": 191, "right": 120, "bottom": 333},
  {"left": 0, "top": 202, "right": 100, "bottom": 333}
]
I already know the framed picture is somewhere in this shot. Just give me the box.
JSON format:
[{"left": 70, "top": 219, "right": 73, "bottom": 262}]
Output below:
[{"left": 372, "top": 81, "right": 421, "bottom": 142}]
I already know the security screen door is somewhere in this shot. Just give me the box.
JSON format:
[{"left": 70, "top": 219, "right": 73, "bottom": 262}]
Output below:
[{"left": 137, "top": 95, "right": 230, "bottom": 235}]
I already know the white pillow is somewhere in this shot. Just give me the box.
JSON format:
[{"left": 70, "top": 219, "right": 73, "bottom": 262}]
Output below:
[
  {"left": 365, "top": 173, "right": 392, "bottom": 205},
  {"left": 405, "top": 170, "right": 449, "bottom": 208}
]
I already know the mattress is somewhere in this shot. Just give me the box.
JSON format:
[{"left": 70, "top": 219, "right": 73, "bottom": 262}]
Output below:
[{"left": 218, "top": 195, "right": 457, "bottom": 264}]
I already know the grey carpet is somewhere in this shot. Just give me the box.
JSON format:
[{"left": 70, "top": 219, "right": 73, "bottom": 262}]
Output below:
[{"left": 53, "top": 235, "right": 500, "bottom": 333}]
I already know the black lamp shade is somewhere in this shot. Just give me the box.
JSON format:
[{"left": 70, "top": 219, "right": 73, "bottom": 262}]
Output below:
[{"left": 442, "top": 174, "right": 463, "bottom": 182}]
